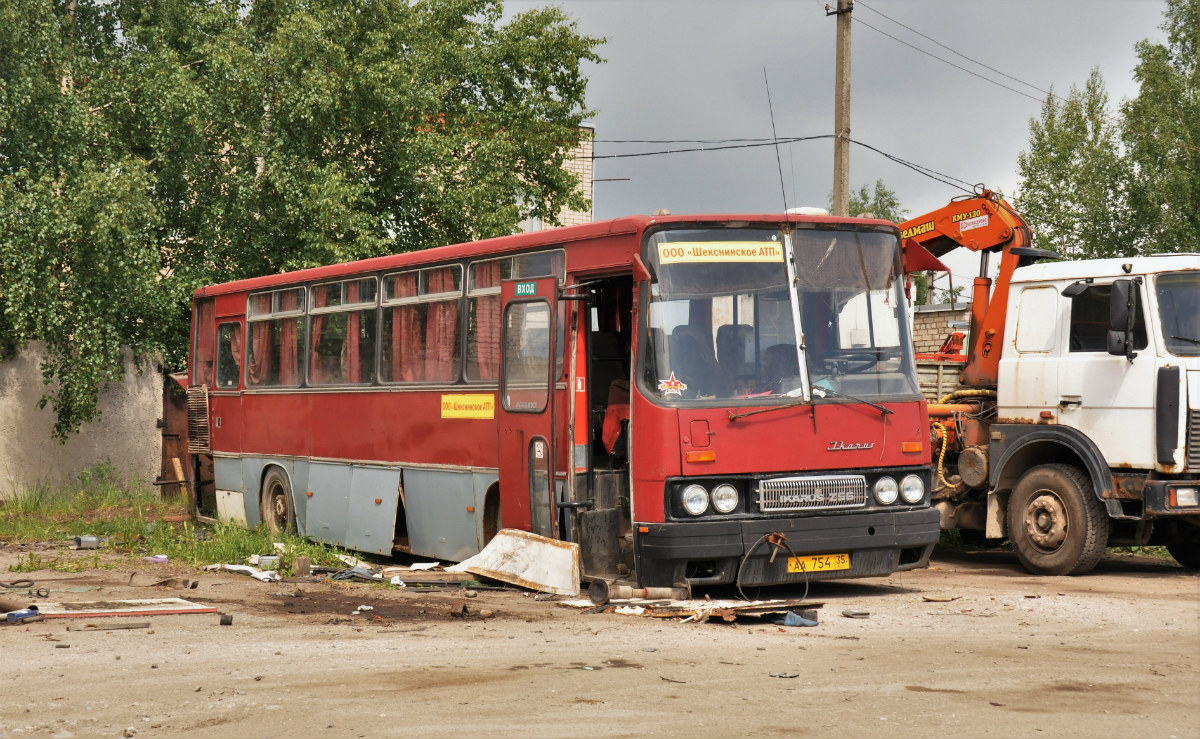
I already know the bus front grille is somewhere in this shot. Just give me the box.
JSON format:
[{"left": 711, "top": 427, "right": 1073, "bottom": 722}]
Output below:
[{"left": 757, "top": 475, "right": 867, "bottom": 512}]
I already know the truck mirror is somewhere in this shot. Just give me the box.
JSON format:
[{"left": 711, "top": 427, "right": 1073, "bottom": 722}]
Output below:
[
  {"left": 1106, "top": 329, "right": 1128, "bottom": 356},
  {"left": 1109, "top": 279, "right": 1132, "bottom": 330},
  {"left": 1107, "top": 278, "right": 1138, "bottom": 360}
]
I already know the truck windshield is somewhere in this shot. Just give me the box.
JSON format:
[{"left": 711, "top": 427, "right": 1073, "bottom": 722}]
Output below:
[
  {"left": 641, "top": 227, "right": 920, "bottom": 404},
  {"left": 1156, "top": 271, "right": 1200, "bottom": 356}
]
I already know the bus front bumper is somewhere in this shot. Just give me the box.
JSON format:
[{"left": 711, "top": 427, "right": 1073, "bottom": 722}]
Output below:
[{"left": 634, "top": 508, "right": 940, "bottom": 588}]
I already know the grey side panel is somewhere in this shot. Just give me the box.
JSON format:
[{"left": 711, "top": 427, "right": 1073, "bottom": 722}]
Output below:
[
  {"left": 404, "top": 468, "right": 485, "bottom": 562},
  {"left": 288, "top": 460, "right": 310, "bottom": 534},
  {"left": 346, "top": 466, "right": 402, "bottom": 556},
  {"left": 214, "top": 457, "right": 243, "bottom": 493},
  {"left": 307, "top": 462, "right": 352, "bottom": 546}
]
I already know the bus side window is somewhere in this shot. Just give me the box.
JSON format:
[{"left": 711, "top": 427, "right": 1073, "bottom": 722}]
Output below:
[
  {"left": 193, "top": 299, "right": 216, "bottom": 387},
  {"left": 216, "top": 322, "right": 243, "bottom": 389}
]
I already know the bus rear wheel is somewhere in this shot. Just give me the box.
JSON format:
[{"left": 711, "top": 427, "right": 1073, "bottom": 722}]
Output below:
[
  {"left": 261, "top": 468, "right": 296, "bottom": 535},
  {"left": 1007, "top": 464, "right": 1109, "bottom": 576}
]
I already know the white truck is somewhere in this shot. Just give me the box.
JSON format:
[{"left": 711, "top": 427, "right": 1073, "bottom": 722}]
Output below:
[{"left": 901, "top": 191, "right": 1200, "bottom": 574}]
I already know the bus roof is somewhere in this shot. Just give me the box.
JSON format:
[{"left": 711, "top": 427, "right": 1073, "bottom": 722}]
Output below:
[{"left": 193, "top": 212, "right": 899, "bottom": 298}]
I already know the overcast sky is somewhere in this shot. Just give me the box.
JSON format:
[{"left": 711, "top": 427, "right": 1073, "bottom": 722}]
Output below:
[{"left": 508, "top": 0, "right": 1168, "bottom": 287}]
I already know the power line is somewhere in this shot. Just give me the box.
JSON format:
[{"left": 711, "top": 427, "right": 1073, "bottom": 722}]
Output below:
[
  {"left": 856, "top": 0, "right": 1056, "bottom": 102},
  {"left": 593, "top": 134, "right": 977, "bottom": 194},
  {"left": 592, "top": 135, "right": 834, "bottom": 159},
  {"left": 850, "top": 14, "right": 1045, "bottom": 105}
]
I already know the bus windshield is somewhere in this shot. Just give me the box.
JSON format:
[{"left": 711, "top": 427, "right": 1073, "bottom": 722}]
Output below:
[{"left": 642, "top": 227, "right": 920, "bottom": 404}]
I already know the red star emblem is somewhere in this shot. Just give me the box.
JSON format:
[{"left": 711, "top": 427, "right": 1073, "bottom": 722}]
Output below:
[{"left": 658, "top": 372, "right": 687, "bottom": 396}]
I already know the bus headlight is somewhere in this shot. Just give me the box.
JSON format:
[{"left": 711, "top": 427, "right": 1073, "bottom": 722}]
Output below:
[
  {"left": 900, "top": 474, "right": 925, "bottom": 504},
  {"left": 711, "top": 484, "right": 739, "bottom": 514},
  {"left": 681, "top": 484, "right": 709, "bottom": 516},
  {"left": 873, "top": 476, "right": 899, "bottom": 505}
]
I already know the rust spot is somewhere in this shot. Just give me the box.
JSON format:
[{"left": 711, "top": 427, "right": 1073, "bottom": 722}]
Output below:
[
  {"left": 996, "top": 417, "right": 1038, "bottom": 425},
  {"left": 1108, "top": 473, "right": 1146, "bottom": 500}
]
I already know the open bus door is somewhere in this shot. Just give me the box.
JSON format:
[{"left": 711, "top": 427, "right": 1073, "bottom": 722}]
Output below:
[{"left": 498, "top": 277, "right": 560, "bottom": 538}]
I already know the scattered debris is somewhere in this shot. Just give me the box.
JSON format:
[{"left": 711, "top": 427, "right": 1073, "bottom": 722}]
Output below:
[
  {"left": 659, "top": 676, "right": 686, "bottom": 684},
  {"left": 203, "top": 564, "right": 280, "bottom": 582},
  {"left": 34, "top": 598, "right": 216, "bottom": 619},
  {"left": 447, "top": 529, "right": 580, "bottom": 596},
  {"left": 563, "top": 597, "right": 824, "bottom": 625},
  {"left": 770, "top": 672, "right": 799, "bottom": 678},
  {"left": 771, "top": 609, "right": 819, "bottom": 627},
  {"left": 67, "top": 622, "right": 151, "bottom": 631},
  {"left": 588, "top": 581, "right": 690, "bottom": 605},
  {"left": 72, "top": 536, "right": 107, "bottom": 550},
  {"left": 449, "top": 601, "right": 469, "bottom": 618},
  {"left": 292, "top": 556, "right": 312, "bottom": 576},
  {"left": 5, "top": 607, "right": 42, "bottom": 625},
  {"left": 219, "top": 613, "right": 233, "bottom": 626},
  {"left": 389, "top": 576, "right": 406, "bottom": 587},
  {"left": 142, "top": 555, "right": 169, "bottom": 564},
  {"left": 841, "top": 609, "right": 870, "bottom": 619},
  {"left": 128, "top": 574, "right": 197, "bottom": 589},
  {"left": 921, "top": 595, "right": 961, "bottom": 603}
]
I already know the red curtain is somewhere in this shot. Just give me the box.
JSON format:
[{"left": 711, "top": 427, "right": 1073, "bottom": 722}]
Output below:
[
  {"left": 248, "top": 321, "right": 271, "bottom": 385},
  {"left": 229, "top": 324, "right": 243, "bottom": 375},
  {"left": 346, "top": 282, "right": 361, "bottom": 383},
  {"left": 474, "top": 262, "right": 501, "bottom": 380},
  {"left": 426, "top": 267, "right": 459, "bottom": 380},
  {"left": 279, "top": 291, "right": 299, "bottom": 385},
  {"left": 309, "top": 287, "right": 328, "bottom": 384},
  {"left": 390, "top": 274, "right": 421, "bottom": 381}
]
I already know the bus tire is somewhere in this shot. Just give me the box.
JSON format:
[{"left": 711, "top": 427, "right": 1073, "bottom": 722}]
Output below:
[
  {"left": 1007, "top": 463, "right": 1109, "bottom": 576},
  {"left": 1167, "top": 524, "right": 1200, "bottom": 570},
  {"left": 261, "top": 467, "right": 296, "bottom": 535}
]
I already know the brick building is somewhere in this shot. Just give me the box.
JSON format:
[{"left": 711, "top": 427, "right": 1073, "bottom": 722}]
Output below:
[
  {"left": 912, "top": 302, "right": 970, "bottom": 354},
  {"left": 519, "top": 126, "right": 594, "bottom": 231}
]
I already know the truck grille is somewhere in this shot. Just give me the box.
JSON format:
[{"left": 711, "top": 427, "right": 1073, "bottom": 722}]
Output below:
[
  {"left": 757, "top": 475, "right": 867, "bottom": 512},
  {"left": 1188, "top": 410, "right": 1200, "bottom": 470}
]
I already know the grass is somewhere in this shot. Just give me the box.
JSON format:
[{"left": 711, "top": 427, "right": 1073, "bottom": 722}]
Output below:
[{"left": 2, "top": 460, "right": 353, "bottom": 575}]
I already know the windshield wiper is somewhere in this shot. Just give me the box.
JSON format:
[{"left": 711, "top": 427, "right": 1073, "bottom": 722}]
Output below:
[
  {"left": 728, "top": 399, "right": 810, "bottom": 421},
  {"left": 1171, "top": 335, "right": 1200, "bottom": 346},
  {"left": 811, "top": 385, "right": 893, "bottom": 416}
]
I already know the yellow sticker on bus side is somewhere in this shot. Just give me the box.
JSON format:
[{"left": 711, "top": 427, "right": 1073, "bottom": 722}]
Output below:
[
  {"left": 440, "top": 394, "right": 496, "bottom": 419},
  {"left": 657, "top": 241, "right": 784, "bottom": 264}
]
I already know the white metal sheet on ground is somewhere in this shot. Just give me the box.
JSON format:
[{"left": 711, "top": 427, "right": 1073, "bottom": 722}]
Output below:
[
  {"left": 215, "top": 489, "right": 247, "bottom": 525},
  {"left": 447, "top": 528, "right": 580, "bottom": 596},
  {"left": 34, "top": 598, "right": 218, "bottom": 619}
]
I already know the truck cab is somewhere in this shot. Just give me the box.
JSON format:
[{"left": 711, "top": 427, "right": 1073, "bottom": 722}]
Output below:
[{"left": 988, "top": 256, "right": 1200, "bottom": 571}]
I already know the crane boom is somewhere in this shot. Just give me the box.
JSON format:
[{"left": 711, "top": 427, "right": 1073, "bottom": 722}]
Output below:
[{"left": 898, "top": 189, "right": 1054, "bottom": 387}]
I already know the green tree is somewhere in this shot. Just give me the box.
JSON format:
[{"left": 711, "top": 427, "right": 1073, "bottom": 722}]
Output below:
[
  {"left": 0, "top": 0, "right": 602, "bottom": 438},
  {"left": 1122, "top": 0, "right": 1200, "bottom": 254},
  {"left": 840, "top": 178, "right": 908, "bottom": 223},
  {"left": 1015, "top": 69, "right": 1134, "bottom": 259}
]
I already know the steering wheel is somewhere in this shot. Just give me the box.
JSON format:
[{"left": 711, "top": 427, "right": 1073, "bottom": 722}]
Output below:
[{"left": 828, "top": 352, "right": 879, "bottom": 374}]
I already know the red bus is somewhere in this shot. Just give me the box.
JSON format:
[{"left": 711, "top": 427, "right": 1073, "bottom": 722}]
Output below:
[{"left": 187, "top": 213, "right": 940, "bottom": 588}]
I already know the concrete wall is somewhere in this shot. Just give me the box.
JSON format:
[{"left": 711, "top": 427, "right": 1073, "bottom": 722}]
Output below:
[
  {"left": 913, "top": 303, "right": 971, "bottom": 354},
  {"left": 0, "top": 344, "right": 162, "bottom": 499}
]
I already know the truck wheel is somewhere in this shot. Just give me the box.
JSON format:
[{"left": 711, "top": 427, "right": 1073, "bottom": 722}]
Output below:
[
  {"left": 261, "top": 467, "right": 296, "bottom": 534},
  {"left": 1007, "top": 464, "right": 1109, "bottom": 576},
  {"left": 1167, "top": 525, "right": 1200, "bottom": 570}
]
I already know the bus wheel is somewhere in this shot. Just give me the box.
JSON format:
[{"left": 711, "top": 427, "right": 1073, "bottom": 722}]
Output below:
[
  {"left": 1167, "top": 524, "right": 1200, "bottom": 570},
  {"left": 261, "top": 467, "right": 296, "bottom": 535},
  {"left": 1007, "top": 464, "right": 1109, "bottom": 576}
]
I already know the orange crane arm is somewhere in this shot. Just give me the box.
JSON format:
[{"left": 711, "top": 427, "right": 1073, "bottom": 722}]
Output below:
[{"left": 898, "top": 189, "right": 1054, "bottom": 387}]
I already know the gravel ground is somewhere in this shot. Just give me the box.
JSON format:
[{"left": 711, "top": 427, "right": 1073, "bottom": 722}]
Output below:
[{"left": 0, "top": 544, "right": 1196, "bottom": 739}]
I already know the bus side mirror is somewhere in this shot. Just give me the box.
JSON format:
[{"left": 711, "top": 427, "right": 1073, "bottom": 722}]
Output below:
[{"left": 1107, "top": 278, "right": 1138, "bottom": 361}]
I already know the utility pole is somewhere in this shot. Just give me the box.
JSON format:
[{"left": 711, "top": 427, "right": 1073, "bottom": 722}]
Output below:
[{"left": 829, "top": 0, "right": 853, "bottom": 216}]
